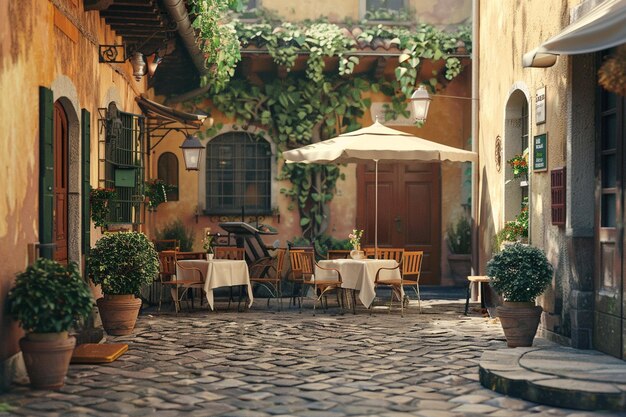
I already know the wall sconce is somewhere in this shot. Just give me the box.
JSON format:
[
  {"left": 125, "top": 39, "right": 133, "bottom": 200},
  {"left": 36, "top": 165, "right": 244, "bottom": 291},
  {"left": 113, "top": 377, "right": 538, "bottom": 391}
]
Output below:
[
  {"left": 409, "top": 85, "right": 432, "bottom": 123},
  {"left": 99, "top": 45, "right": 163, "bottom": 81},
  {"left": 180, "top": 134, "right": 204, "bottom": 171}
]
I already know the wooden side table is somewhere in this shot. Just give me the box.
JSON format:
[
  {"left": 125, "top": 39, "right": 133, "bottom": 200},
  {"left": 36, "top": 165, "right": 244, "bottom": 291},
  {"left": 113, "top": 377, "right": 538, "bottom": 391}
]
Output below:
[{"left": 464, "top": 275, "right": 491, "bottom": 315}]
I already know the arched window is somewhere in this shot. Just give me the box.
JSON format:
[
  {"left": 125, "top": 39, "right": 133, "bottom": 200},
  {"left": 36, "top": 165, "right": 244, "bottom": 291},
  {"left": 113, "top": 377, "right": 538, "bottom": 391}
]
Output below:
[
  {"left": 504, "top": 90, "right": 530, "bottom": 223},
  {"left": 206, "top": 132, "right": 271, "bottom": 214},
  {"left": 157, "top": 152, "right": 179, "bottom": 201}
]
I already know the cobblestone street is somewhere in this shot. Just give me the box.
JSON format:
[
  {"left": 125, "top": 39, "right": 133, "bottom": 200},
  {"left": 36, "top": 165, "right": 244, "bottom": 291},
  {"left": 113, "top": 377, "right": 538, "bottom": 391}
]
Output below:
[{"left": 0, "top": 298, "right": 622, "bottom": 417}]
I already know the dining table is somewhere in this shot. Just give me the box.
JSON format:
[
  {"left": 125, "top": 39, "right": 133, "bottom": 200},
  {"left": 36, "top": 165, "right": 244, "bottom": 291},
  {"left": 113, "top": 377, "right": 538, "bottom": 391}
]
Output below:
[
  {"left": 176, "top": 259, "right": 253, "bottom": 310},
  {"left": 315, "top": 258, "right": 402, "bottom": 308}
]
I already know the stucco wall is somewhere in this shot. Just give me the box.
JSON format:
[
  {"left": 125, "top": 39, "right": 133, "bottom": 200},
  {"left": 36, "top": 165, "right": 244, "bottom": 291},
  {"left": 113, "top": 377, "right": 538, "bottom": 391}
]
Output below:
[
  {"left": 0, "top": 0, "right": 150, "bottom": 368},
  {"left": 260, "top": 0, "right": 471, "bottom": 27},
  {"left": 477, "top": 0, "right": 585, "bottom": 341}
]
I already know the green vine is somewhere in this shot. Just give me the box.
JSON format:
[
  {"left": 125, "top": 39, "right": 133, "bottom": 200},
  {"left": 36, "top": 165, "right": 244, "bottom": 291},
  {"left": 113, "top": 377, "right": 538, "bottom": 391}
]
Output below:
[{"left": 192, "top": 14, "right": 472, "bottom": 241}]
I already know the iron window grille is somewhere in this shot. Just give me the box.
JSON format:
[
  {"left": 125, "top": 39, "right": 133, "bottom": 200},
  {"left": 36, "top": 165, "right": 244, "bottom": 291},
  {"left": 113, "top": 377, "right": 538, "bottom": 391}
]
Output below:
[
  {"left": 98, "top": 105, "right": 145, "bottom": 226},
  {"left": 205, "top": 132, "right": 271, "bottom": 215}
]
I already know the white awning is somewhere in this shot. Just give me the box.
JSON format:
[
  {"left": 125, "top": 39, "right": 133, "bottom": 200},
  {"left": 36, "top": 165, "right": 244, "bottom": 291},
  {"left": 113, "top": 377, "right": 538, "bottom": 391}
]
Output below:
[{"left": 523, "top": 0, "right": 626, "bottom": 68}]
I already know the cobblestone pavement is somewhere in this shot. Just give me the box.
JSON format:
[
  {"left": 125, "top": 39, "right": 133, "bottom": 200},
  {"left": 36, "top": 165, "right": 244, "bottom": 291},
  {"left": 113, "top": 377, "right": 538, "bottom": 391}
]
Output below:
[{"left": 0, "top": 298, "right": 623, "bottom": 417}]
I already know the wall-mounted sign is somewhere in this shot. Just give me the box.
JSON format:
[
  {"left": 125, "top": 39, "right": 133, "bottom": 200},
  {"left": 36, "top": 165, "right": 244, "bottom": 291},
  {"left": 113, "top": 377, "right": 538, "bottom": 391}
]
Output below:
[
  {"left": 533, "top": 133, "right": 548, "bottom": 172},
  {"left": 536, "top": 86, "right": 546, "bottom": 125}
]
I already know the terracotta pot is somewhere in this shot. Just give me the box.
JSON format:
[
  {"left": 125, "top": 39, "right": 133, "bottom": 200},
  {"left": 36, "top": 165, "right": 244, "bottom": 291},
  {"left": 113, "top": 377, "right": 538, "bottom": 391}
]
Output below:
[
  {"left": 20, "top": 332, "right": 76, "bottom": 389},
  {"left": 96, "top": 294, "right": 142, "bottom": 336},
  {"left": 496, "top": 301, "right": 543, "bottom": 347},
  {"left": 448, "top": 254, "right": 471, "bottom": 285}
]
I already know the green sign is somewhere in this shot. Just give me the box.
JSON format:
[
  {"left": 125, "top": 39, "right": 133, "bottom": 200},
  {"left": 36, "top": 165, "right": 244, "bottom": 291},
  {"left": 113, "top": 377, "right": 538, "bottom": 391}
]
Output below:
[{"left": 533, "top": 133, "right": 547, "bottom": 171}]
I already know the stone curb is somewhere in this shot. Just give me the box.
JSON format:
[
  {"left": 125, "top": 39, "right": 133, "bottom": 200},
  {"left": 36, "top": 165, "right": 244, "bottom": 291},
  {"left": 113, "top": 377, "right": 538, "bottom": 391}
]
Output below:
[{"left": 479, "top": 347, "right": 626, "bottom": 411}]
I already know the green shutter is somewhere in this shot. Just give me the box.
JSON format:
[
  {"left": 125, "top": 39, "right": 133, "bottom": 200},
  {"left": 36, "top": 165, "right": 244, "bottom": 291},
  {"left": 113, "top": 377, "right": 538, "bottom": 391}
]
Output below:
[
  {"left": 81, "top": 109, "right": 91, "bottom": 254},
  {"left": 39, "top": 87, "right": 54, "bottom": 259}
]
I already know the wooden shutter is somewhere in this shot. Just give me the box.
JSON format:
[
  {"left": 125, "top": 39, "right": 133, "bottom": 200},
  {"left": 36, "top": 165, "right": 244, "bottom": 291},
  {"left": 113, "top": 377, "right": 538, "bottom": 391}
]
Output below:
[
  {"left": 39, "top": 87, "right": 54, "bottom": 259},
  {"left": 81, "top": 109, "right": 91, "bottom": 254},
  {"left": 551, "top": 167, "right": 566, "bottom": 226}
]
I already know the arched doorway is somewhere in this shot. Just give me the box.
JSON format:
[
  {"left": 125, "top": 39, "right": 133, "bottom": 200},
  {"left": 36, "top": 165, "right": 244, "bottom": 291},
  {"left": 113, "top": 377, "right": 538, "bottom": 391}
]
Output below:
[{"left": 53, "top": 101, "right": 69, "bottom": 263}]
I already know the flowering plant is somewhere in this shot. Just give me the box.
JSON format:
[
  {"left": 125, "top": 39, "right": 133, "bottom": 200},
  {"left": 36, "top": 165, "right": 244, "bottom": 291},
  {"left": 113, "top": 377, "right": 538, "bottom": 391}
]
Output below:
[
  {"left": 89, "top": 187, "right": 117, "bottom": 229},
  {"left": 145, "top": 179, "right": 177, "bottom": 211},
  {"left": 507, "top": 154, "right": 528, "bottom": 179},
  {"left": 495, "top": 201, "right": 529, "bottom": 250},
  {"left": 348, "top": 229, "right": 364, "bottom": 250},
  {"left": 202, "top": 228, "right": 218, "bottom": 253}
]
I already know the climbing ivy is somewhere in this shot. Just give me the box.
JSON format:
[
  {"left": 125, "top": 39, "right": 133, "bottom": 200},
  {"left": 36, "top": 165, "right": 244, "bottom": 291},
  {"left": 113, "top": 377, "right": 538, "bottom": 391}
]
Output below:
[{"left": 192, "top": 13, "right": 472, "bottom": 241}]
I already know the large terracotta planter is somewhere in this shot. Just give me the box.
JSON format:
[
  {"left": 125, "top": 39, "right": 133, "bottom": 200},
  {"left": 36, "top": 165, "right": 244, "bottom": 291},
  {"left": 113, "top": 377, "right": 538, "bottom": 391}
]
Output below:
[
  {"left": 448, "top": 254, "right": 471, "bottom": 285},
  {"left": 20, "top": 332, "right": 76, "bottom": 389},
  {"left": 96, "top": 294, "right": 142, "bottom": 336},
  {"left": 496, "top": 301, "right": 543, "bottom": 347}
]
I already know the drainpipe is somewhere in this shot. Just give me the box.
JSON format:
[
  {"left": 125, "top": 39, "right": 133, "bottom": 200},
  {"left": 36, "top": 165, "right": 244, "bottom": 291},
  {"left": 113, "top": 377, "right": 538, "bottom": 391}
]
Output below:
[
  {"left": 471, "top": 0, "right": 480, "bottom": 275},
  {"left": 162, "top": 0, "right": 207, "bottom": 75}
]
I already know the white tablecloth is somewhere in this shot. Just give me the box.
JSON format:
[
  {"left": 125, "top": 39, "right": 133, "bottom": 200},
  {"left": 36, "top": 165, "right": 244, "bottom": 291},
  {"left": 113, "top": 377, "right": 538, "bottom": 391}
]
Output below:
[
  {"left": 316, "top": 259, "right": 401, "bottom": 308},
  {"left": 177, "top": 259, "right": 252, "bottom": 310}
]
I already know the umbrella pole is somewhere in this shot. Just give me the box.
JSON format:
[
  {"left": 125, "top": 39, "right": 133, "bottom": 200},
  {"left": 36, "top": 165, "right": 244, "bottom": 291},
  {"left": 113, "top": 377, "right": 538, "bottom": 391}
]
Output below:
[{"left": 375, "top": 159, "right": 379, "bottom": 260}]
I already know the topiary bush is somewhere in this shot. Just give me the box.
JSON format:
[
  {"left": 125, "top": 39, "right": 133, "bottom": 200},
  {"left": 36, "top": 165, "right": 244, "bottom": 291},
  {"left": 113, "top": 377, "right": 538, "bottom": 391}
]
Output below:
[
  {"left": 486, "top": 243, "right": 553, "bottom": 302},
  {"left": 89, "top": 232, "right": 159, "bottom": 296},
  {"left": 8, "top": 259, "right": 93, "bottom": 333}
]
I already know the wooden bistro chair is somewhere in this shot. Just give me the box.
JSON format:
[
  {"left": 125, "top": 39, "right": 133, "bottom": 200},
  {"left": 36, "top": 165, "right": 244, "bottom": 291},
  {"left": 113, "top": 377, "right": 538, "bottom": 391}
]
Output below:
[
  {"left": 370, "top": 251, "right": 423, "bottom": 317},
  {"left": 158, "top": 251, "right": 205, "bottom": 313},
  {"left": 214, "top": 246, "right": 246, "bottom": 310},
  {"left": 327, "top": 249, "right": 351, "bottom": 260},
  {"left": 294, "top": 251, "right": 345, "bottom": 315},
  {"left": 249, "top": 248, "right": 286, "bottom": 310},
  {"left": 365, "top": 247, "right": 404, "bottom": 262}
]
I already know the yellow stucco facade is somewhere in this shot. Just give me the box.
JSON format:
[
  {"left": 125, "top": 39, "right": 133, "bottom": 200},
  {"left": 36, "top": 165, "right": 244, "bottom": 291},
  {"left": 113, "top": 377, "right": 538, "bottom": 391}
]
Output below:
[{"left": 0, "top": 0, "right": 153, "bottom": 376}]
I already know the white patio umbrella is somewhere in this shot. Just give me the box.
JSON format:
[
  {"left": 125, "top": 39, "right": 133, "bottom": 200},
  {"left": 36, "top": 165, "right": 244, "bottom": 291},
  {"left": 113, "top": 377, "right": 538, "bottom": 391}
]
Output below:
[{"left": 282, "top": 120, "right": 478, "bottom": 254}]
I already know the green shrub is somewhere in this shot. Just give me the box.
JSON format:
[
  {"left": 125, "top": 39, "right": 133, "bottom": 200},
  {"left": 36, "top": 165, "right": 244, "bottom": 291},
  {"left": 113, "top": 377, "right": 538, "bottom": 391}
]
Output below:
[
  {"left": 89, "top": 232, "right": 159, "bottom": 296},
  {"left": 446, "top": 216, "right": 471, "bottom": 254},
  {"left": 8, "top": 259, "right": 93, "bottom": 333},
  {"left": 486, "top": 243, "right": 553, "bottom": 302},
  {"left": 156, "top": 219, "right": 194, "bottom": 252}
]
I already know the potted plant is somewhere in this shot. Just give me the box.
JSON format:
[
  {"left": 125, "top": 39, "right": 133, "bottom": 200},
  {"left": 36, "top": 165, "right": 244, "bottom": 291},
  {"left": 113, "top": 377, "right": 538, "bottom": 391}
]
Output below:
[
  {"left": 348, "top": 229, "right": 365, "bottom": 259},
  {"left": 486, "top": 243, "right": 553, "bottom": 347},
  {"left": 202, "top": 228, "right": 217, "bottom": 260},
  {"left": 144, "top": 179, "right": 177, "bottom": 211},
  {"left": 88, "top": 231, "right": 159, "bottom": 335},
  {"left": 7, "top": 259, "right": 93, "bottom": 389},
  {"left": 446, "top": 215, "right": 472, "bottom": 285}
]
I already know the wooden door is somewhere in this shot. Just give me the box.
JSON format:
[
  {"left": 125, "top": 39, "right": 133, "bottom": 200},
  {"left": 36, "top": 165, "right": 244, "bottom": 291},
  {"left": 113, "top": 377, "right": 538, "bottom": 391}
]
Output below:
[
  {"left": 53, "top": 101, "right": 68, "bottom": 263},
  {"left": 594, "top": 80, "right": 625, "bottom": 359},
  {"left": 357, "top": 162, "right": 441, "bottom": 284}
]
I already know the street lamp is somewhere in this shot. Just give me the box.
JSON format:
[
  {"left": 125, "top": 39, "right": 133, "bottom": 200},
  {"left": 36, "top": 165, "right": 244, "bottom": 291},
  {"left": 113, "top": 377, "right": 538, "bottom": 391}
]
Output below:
[
  {"left": 410, "top": 85, "right": 431, "bottom": 122},
  {"left": 180, "top": 134, "right": 204, "bottom": 171}
]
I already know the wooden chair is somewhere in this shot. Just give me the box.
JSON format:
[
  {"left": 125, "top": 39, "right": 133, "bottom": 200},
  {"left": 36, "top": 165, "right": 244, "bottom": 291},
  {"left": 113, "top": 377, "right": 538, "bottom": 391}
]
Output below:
[
  {"left": 370, "top": 250, "right": 407, "bottom": 317},
  {"left": 294, "top": 251, "right": 345, "bottom": 315},
  {"left": 327, "top": 249, "right": 351, "bottom": 260},
  {"left": 371, "top": 251, "right": 423, "bottom": 317},
  {"left": 158, "top": 251, "right": 204, "bottom": 312},
  {"left": 364, "top": 247, "right": 404, "bottom": 262},
  {"left": 214, "top": 246, "right": 246, "bottom": 309},
  {"left": 214, "top": 246, "right": 245, "bottom": 260},
  {"left": 249, "top": 248, "right": 286, "bottom": 310},
  {"left": 153, "top": 239, "right": 179, "bottom": 252},
  {"left": 288, "top": 249, "right": 310, "bottom": 309}
]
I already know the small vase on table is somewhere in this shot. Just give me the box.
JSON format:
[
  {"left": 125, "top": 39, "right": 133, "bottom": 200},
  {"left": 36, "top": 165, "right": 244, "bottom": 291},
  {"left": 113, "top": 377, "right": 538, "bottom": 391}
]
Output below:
[
  {"left": 350, "top": 245, "right": 364, "bottom": 260},
  {"left": 206, "top": 252, "right": 214, "bottom": 261}
]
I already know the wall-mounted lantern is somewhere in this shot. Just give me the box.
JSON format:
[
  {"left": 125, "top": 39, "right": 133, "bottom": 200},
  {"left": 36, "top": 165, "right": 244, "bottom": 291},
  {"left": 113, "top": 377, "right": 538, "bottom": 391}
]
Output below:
[{"left": 180, "top": 135, "right": 204, "bottom": 171}]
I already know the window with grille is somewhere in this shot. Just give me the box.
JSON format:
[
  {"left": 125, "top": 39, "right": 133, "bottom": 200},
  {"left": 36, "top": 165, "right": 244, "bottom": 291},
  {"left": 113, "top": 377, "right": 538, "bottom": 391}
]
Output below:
[
  {"left": 363, "top": 0, "right": 407, "bottom": 19},
  {"left": 551, "top": 167, "right": 566, "bottom": 226},
  {"left": 205, "top": 132, "right": 271, "bottom": 215},
  {"left": 157, "top": 152, "right": 179, "bottom": 201},
  {"left": 100, "top": 103, "right": 145, "bottom": 225}
]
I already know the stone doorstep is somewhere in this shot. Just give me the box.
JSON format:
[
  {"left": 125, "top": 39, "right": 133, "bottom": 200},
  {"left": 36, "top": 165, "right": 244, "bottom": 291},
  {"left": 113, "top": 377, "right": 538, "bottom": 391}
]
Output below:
[{"left": 479, "top": 349, "right": 626, "bottom": 412}]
